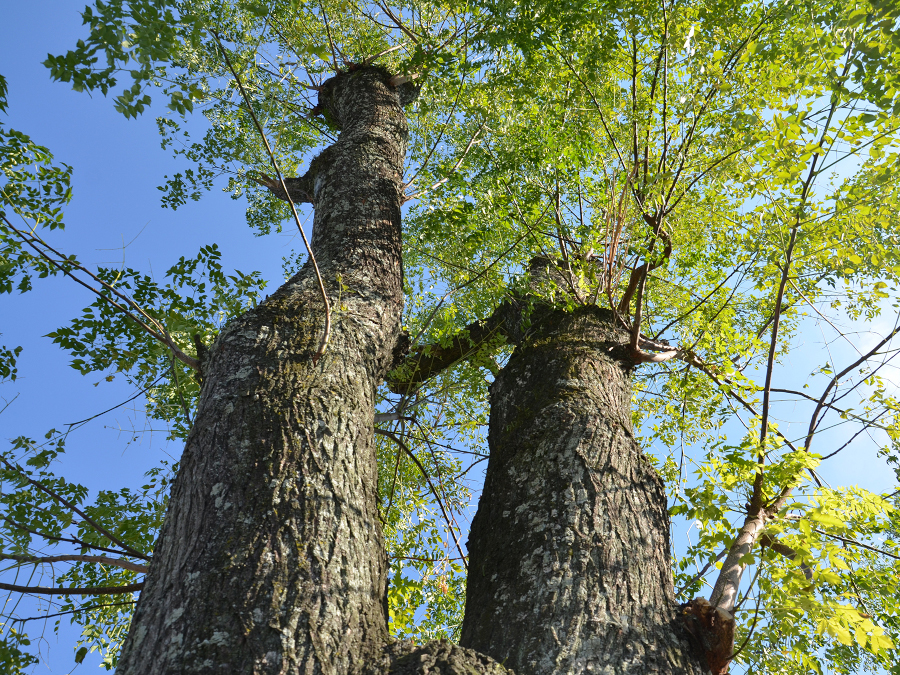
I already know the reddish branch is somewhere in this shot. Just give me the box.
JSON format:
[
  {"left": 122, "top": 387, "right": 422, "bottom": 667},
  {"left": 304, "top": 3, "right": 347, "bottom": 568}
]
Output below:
[
  {"left": 758, "top": 534, "right": 812, "bottom": 580},
  {"left": 682, "top": 598, "right": 735, "bottom": 675}
]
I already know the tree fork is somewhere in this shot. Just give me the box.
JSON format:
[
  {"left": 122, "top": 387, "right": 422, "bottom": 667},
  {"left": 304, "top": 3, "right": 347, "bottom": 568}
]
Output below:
[{"left": 116, "top": 65, "right": 509, "bottom": 675}]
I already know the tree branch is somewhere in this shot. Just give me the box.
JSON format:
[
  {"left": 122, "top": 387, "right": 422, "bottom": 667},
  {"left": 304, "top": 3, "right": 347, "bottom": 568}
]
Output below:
[
  {"left": 0, "top": 581, "right": 143, "bottom": 596},
  {"left": 1, "top": 215, "right": 200, "bottom": 372},
  {"left": 0, "top": 456, "right": 150, "bottom": 561},
  {"left": 13, "top": 600, "right": 135, "bottom": 623},
  {"left": 812, "top": 528, "right": 900, "bottom": 560},
  {"left": 758, "top": 534, "right": 812, "bottom": 580},
  {"left": 404, "top": 120, "right": 486, "bottom": 202},
  {"left": 803, "top": 321, "right": 900, "bottom": 454},
  {"left": 387, "top": 305, "right": 511, "bottom": 394},
  {"left": 374, "top": 429, "right": 468, "bottom": 570},
  {"left": 676, "top": 548, "right": 728, "bottom": 597},
  {"left": 0, "top": 553, "right": 148, "bottom": 574},
  {"left": 212, "top": 31, "right": 332, "bottom": 364},
  {"left": 3, "top": 518, "right": 135, "bottom": 558}
]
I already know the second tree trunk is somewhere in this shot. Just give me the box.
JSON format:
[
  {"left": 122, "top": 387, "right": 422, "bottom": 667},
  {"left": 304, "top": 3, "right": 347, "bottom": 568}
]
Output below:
[{"left": 461, "top": 304, "right": 705, "bottom": 675}]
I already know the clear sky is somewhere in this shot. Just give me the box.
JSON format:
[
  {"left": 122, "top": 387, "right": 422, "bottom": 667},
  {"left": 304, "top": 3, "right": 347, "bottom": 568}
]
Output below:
[{"left": 2, "top": 2, "right": 898, "bottom": 673}]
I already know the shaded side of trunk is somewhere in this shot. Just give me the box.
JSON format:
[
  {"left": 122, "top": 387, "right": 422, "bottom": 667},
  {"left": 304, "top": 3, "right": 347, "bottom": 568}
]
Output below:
[
  {"left": 460, "top": 304, "right": 706, "bottom": 675},
  {"left": 117, "top": 67, "right": 408, "bottom": 675}
]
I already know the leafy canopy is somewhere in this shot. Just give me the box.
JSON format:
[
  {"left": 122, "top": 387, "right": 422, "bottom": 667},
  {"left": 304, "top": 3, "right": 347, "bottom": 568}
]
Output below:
[{"left": 2, "top": 0, "right": 900, "bottom": 672}]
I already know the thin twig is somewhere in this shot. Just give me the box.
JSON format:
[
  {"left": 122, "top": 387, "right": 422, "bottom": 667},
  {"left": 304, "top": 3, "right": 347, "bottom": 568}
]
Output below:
[
  {"left": 362, "top": 42, "right": 407, "bottom": 66},
  {"left": 3, "top": 518, "right": 134, "bottom": 559},
  {"left": 1, "top": 216, "right": 199, "bottom": 372},
  {"left": 13, "top": 600, "right": 135, "bottom": 623},
  {"left": 319, "top": 3, "right": 342, "bottom": 70},
  {"left": 0, "top": 457, "right": 149, "bottom": 561},
  {"left": 375, "top": 428, "right": 468, "bottom": 570},
  {"left": 382, "top": 443, "right": 403, "bottom": 522},
  {"left": 0, "top": 581, "right": 143, "bottom": 596},
  {"left": 812, "top": 528, "right": 900, "bottom": 560},
  {"left": 0, "top": 554, "right": 148, "bottom": 574},
  {"left": 65, "top": 375, "right": 164, "bottom": 430},
  {"left": 675, "top": 548, "right": 728, "bottom": 596},
  {"left": 405, "top": 120, "right": 486, "bottom": 201},
  {"left": 818, "top": 410, "right": 889, "bottom": 460},
  {"left": 377, "top": 2, "right": 422, "bottom": 44},
  {"left": 730, "top": 577, "right": 766, "bottom": 661},
  {"left": 403, "top": 71, "right": 469, "bottom": 189},
  {"left": 169, "top": 354, "right": 194, "bottom": 427},
  {"left": 554, "top": 47, "right": 645, "bottom": 214},
  {"left": 212, "top": 32, "right": 332, "bottom": 364},
  {"left": 803, "top": 321, "right": 900, "bottom": 454},
  {"left": 388, "top": 554, "right": 466, "bottom": 563}
]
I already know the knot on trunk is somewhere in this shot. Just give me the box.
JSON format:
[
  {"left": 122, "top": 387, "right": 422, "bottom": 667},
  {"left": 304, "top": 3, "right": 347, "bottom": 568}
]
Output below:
[
  {"left": 192, "top": 333, "right": 210, "bottom": 382},
  {"left": 682, "top": 598, "right": 735, "bottom": 675}
]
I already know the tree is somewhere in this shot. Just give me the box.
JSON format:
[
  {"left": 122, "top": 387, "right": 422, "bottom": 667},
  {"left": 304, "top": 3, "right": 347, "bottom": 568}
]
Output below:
[{"left": 2, "top": 0, "right": 900, "bottom": 673}]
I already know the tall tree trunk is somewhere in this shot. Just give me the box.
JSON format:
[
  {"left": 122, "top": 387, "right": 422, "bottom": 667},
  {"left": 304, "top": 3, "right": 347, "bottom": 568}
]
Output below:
[
  {"left": 460, "top": 299, "right": 707, "bottom": 675},
  {"left": 117, "top": 67, "right": 409, "bottom": 674}
]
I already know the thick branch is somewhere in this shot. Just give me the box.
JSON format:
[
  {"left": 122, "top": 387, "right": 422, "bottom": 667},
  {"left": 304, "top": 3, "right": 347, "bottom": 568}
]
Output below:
[
  {"left": 387, "top": 308, "right": 510, "bottom": 394},
  {"left": 758, "top": 534, "right": 812, "bottom": 580},
  {"left": 617, "top": 216, "right": 672, "bottom": 316},
  {"left": 709, "top": 510, "right": 767, "bottom": 612},
  {"left": 251, "top": 172, "right": 315, "bottom": 204},
  {"left": 388, "top": 255, "right": 694, "bottom": 391}
]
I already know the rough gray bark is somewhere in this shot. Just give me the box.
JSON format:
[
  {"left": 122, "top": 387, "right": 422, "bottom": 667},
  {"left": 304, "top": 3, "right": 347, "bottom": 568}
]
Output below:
[
  {"left": 459, "top": 295, "right": 707, "bottom": 675},
  {"left": 117, "top": 66, "right": 405, "bottom": 674},
  {"left": 363, "top": 640, "right": 512, "bottom": 675}
]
